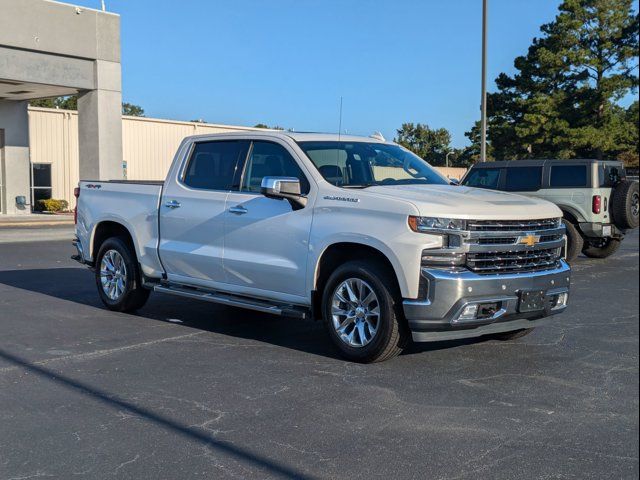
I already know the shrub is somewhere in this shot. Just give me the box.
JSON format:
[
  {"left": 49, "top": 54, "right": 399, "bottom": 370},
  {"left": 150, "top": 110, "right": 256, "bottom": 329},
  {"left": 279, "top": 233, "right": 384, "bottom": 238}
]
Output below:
[{"left": 36, "top": 198, "right": 69, "bottom": 213}]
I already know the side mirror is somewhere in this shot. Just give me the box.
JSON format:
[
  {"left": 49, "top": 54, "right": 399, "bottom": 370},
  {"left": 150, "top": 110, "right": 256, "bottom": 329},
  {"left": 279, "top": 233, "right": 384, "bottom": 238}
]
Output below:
[
  {"left": 449, "top": 178, "right": 460, "bottom": 186},
  {"left": 261, "top": 176, "right": 307, "bottom": 210}
]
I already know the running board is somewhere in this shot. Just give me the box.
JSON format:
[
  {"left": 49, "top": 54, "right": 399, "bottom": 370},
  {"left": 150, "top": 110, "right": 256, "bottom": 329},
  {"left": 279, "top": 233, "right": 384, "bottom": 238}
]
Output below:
[{"left": 153, "top": 284, "right": 308, "bottom": 319}]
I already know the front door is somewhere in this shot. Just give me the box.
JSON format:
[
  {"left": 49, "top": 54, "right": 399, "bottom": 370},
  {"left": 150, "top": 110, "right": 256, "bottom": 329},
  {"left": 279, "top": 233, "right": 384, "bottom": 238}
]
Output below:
[
  {"left": 159, "top": 140, "right": 249, "bottom": 288},
  {"left": 223, "top": 140, "right": 314, "bottom": 300}
]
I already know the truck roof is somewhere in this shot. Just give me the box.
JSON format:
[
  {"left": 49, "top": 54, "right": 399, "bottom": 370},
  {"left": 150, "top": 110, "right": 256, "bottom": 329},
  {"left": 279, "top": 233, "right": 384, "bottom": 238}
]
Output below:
[{"left": 184, "top": 131, "right": 390, "bottom": 144}]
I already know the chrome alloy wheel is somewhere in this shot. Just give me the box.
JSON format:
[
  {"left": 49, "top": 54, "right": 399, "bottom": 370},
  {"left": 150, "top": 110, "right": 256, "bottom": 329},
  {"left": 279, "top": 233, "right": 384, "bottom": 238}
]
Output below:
[
  {"left": 331, "top": 278, "right": 380, "bottom": 348},
  {"left": 632, "top": 192, "right": 639, "bottom": 218},
  {"left": 100, "top": 249, "right": 127, "bottom": 301}
]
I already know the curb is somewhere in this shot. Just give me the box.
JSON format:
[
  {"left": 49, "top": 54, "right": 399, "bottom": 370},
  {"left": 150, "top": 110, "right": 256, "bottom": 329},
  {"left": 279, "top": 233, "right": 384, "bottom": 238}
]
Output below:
[{"left": 0, "top": 222, "right": 75, "bottom": 228}]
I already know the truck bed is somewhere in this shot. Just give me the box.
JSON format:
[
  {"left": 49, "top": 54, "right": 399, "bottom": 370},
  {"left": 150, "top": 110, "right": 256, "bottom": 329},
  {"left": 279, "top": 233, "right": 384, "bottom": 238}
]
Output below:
[{"left": 76, "top": 180, "right": 165, "bottom": 278}]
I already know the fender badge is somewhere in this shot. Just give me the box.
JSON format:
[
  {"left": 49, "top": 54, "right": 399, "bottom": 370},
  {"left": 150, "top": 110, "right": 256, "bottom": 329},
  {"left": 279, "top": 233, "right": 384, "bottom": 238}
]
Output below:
[{"left": 323, "top": 195, "right": 359, "bottom": 203}]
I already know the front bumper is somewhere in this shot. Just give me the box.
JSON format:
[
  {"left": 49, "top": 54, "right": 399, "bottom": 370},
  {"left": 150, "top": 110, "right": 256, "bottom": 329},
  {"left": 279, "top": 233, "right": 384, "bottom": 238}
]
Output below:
[{"left": 404, "top": 260, "right": 571, "bottom": 342}]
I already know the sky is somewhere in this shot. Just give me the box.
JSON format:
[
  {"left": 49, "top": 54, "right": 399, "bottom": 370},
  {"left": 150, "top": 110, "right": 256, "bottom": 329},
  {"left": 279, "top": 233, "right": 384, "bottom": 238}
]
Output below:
[{"left": 68, "top": 0, "right": 631, "bottom": 147}]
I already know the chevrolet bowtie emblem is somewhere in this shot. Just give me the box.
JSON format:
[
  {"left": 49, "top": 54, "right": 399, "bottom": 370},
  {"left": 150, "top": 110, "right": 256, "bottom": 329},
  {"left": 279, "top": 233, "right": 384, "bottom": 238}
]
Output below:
[{"left": 517, "top": 234, "right": 541, "bottom": 247}]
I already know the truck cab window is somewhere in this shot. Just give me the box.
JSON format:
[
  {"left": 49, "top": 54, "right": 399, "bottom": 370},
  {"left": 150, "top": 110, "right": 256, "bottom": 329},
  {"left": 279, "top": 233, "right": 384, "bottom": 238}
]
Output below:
[
  {"left": 183, "top": 141, "right": 248, "bottom": 191},
  {"left": 242, "top": 141, "right": 310, "bottom": 194}
]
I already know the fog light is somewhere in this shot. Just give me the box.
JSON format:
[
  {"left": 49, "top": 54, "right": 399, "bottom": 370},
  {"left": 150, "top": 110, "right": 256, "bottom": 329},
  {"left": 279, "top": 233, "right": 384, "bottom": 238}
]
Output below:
[
  {"left": 552, "top": 292, "right": 569, "bottom": 310},
  {"left": 457, "top": 304, "right": 479, "bottom": 322}
]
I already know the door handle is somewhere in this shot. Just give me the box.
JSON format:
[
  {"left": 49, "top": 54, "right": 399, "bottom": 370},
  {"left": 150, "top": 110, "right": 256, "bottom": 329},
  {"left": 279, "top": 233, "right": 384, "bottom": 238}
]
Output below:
[
  {"left": 229, "top": 205, "right": 248, "bottom": 215},
  {"left": 165, "top": 200, "right": 181, "bottom": 209}
]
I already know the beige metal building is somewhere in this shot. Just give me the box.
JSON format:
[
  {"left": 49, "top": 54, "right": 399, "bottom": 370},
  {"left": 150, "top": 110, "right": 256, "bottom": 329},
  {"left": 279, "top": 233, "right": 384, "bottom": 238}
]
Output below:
[{"left": 28, "top": 106, "right": 262, "bottom": 207}]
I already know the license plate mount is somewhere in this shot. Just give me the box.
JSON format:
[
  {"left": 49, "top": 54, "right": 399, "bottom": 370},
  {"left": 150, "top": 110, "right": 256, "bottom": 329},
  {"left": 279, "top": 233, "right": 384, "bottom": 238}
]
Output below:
[{"left": 518, "top": 290, "right": 546, "bottom": 313}]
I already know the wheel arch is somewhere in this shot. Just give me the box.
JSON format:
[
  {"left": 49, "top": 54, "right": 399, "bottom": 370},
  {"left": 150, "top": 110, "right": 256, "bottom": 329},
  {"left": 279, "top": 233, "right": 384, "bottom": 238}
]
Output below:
[
  {"left": 311, "top": 241, "right": 406, "bottom": 319},
  {"left": 91, "top": 220, "right": 137, "bottom": 263}
]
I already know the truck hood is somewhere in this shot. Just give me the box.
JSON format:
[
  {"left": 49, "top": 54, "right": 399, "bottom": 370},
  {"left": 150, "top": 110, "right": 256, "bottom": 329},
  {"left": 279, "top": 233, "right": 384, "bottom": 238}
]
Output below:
[{"left": 364, "top": 184, "right": 562, "bottom": 220}]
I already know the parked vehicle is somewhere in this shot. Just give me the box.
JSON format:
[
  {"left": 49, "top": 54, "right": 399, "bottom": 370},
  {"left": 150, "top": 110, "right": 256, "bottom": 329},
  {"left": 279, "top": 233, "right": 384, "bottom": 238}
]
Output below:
[
  {"left": 73, "top": 132, "right": 571, "bottom": 362},
  {"left": 461, "top": 159, "right": 639, "bottom": 261}
]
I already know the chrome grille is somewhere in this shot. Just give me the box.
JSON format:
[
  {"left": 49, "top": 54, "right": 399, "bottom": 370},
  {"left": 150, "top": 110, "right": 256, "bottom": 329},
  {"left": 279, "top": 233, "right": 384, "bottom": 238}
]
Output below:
[
  {"left": 467, "top": 218, "right": 560, "bottom": 232},
  {"left": 464, "top": 218, "right": 565, "bottom": 275},
  {"left": 467, "top": 247, "right": 562, "bottom": 274}
]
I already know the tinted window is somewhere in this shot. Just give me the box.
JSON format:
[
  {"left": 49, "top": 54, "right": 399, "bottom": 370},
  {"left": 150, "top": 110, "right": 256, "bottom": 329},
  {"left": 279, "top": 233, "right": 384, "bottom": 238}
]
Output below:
[
  {"left": 32, "top": 163, "right": 52, "bottom": 205},
  {"left": 183, "top": 141, "right": 248, "bottom": 191},
  {"left": 550, "top": 165, "right": 588, "bottom": 188},
  {"left": 505, "top": 167, "right": 542, "bottom": 191},
  {"left": 32, "top": 163, "right": 52, "bottom": 187},
  {"left": 598, "top": 164, "right": 625, "bottom": 187},
  {"left": 463, "top": 168, "right": 501, "bottom": 189},
  {"left": 242, "top": 141, "right": 310, "bottom": 194}
]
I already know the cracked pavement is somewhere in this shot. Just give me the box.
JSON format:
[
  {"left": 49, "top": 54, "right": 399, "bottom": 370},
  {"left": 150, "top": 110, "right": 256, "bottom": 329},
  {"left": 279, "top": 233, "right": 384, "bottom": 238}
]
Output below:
[{"left": 0, "top": 230, "right": 638, "bottom": 479}]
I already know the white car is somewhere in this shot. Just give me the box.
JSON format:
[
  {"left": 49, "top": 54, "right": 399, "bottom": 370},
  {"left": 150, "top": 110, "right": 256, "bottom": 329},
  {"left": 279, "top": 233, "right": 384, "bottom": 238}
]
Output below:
[{"left": 73, "top": 132, "right": 571, "bottom": 363}]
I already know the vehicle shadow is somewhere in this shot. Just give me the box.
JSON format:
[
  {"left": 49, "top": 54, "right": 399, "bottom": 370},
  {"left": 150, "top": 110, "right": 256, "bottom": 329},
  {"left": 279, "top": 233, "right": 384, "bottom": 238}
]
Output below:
[{"left": 0, "top": 267, "right": 489, "bottom": 361}]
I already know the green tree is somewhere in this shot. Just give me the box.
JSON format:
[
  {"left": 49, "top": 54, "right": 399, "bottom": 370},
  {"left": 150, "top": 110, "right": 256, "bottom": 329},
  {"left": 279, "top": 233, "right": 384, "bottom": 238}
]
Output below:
[
  {"left": 394, "top": 123, "right": 452, "bottom": 166},
  {"left": 30, "top": 96, "right": 145, "bottom": 117},
  {"left": 30, "top": 96, "right": 77, "bottom": 110},
  {"left": 486, "top": 0, "right": 639, "bottom": 161},
  {"left": 254, "top": 123, "right": 285, "bottom": 130},
  {"left": 122, "top": 102, "right": 145, "bottom": 117}
]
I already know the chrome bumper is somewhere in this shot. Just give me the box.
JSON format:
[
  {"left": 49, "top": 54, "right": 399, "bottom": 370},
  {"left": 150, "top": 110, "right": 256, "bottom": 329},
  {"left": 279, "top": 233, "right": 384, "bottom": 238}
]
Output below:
[{"left": 404, "top": 260, "right": 571, "bottom": 342}]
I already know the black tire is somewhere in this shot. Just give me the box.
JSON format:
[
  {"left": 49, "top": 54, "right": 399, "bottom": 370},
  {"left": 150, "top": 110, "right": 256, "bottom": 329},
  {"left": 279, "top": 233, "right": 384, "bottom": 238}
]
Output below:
[
  {"left": 95, "top": 237, "right": 150, "bottom": 312},
  {"left": 563, "top": 220, "right": 583, "bottom": 263},
  {"left": 610, "top": 180, "right": 639, "bottom": 230},
  {"left": 321, "top": 260, "right": 409, "bottom": 363},
  {"left": 582, "top": 237, "right": 622, "bottom": 259},
  {"left": 490, "top": 328, "right": 534, "bottom": 341}
]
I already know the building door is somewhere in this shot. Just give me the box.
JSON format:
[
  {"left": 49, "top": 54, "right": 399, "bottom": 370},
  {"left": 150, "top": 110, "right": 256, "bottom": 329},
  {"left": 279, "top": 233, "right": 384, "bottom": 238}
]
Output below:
[{"left": 0, "top": 129, "right": 5, "bottom": 214}]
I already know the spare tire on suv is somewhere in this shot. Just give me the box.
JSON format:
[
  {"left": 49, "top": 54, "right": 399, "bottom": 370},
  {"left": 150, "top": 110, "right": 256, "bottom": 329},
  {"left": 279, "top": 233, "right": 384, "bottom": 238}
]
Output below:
[{"left": 610, "top": 180, "right": 639, "bottom": 230}]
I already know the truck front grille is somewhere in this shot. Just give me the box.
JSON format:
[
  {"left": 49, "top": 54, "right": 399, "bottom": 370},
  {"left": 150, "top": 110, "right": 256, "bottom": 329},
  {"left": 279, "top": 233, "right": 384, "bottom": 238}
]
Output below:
[
  {"left": 465, "top": 218, "right": 564, "bottom": 275},
  {"left": 467, "top": 247, "right": 562, "bottom": 274}
]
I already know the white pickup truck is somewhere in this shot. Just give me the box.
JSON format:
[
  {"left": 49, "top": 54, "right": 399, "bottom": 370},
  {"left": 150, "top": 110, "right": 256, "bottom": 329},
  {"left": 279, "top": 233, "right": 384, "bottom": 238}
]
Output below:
[{"left": 73, "top": 132, "right": 571, "bottom": 362}]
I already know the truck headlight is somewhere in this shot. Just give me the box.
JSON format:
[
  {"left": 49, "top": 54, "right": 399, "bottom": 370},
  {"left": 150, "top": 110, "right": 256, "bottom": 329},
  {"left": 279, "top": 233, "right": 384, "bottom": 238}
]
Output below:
[{"left": 408, "top": 216, "right": 466, "bottom": 232}]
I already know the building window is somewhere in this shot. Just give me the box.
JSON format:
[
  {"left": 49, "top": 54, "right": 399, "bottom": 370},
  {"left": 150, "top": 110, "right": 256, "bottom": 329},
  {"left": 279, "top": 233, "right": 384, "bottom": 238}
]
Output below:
[{"left": 32, "top": 163, "right": 52, "bottom": 206}]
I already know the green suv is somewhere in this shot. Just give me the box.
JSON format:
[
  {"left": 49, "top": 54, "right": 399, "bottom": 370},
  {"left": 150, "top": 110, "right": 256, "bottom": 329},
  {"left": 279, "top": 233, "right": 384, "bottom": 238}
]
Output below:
[{"left": 461, "top": 159, "right": 639, "bottom": 261}]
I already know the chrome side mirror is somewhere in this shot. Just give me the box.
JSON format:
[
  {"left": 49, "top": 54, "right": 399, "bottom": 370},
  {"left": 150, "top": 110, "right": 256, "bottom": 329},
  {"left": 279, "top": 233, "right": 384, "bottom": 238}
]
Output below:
[
  {"left": 261, "top": 176, "right": 307, "bottom": 209},
  {"left": 449, "top": 177, "right": 460, "bottom": 186}
]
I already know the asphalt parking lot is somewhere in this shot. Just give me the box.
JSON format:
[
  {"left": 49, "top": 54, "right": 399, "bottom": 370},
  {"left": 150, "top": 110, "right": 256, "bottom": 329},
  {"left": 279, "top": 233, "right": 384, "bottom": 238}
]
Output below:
[{"left": 0, "top": 228, "right": 638, "bottom": 479}]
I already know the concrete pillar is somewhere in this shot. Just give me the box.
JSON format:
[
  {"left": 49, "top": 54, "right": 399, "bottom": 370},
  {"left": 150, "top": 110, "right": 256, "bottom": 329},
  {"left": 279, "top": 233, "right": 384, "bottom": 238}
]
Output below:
[
  {"left": 77, "top": 59, "right": 123, "bottom": 181},
  {"left": 0, "top": 100, "right": 30, "bottom": 215}
]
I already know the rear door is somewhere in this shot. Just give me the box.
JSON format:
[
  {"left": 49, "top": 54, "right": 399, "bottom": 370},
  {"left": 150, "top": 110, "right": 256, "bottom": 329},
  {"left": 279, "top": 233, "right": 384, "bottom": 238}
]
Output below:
[
  {"left": 545, "top": 163, "right": 591, "bottom": 221},
  {"left": 222, "top": 139, "right": 314, "bottom": 301},
  {"left": 159, "top": 139, "right": 249, "bottom": 288}
]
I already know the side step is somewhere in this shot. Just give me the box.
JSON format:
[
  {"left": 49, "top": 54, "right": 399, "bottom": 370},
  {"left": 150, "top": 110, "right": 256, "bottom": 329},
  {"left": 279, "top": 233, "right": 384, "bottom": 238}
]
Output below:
[{"left": 153, "top": 284, "right": 308, "bottom": 319}]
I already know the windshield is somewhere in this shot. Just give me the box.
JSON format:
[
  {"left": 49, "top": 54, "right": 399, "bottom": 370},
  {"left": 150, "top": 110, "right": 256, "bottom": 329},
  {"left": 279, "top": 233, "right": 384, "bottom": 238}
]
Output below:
[{"left": 297, "top": 141, "right": 449, "bottom": 188}]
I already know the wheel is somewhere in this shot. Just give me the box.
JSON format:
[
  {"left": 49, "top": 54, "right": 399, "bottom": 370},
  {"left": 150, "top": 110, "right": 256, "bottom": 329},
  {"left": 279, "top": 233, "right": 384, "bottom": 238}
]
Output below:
[
  {"left": 610, "top": 180, "right": 639, "bottom": 230},
  {"left": 95, "top": 237, "right": 150, "bottom": 312},
  {"left": 562, "top": 220, "right": 583, "bottom": 262},
  {"left": 321, "top": 260, "right": 409, "bottom": 363},
  {"left": 490, "top": 328, "right": 534, "bottom": 341},
  {"left": 582, "top": 237, "right": 622, "bottom": 259}
]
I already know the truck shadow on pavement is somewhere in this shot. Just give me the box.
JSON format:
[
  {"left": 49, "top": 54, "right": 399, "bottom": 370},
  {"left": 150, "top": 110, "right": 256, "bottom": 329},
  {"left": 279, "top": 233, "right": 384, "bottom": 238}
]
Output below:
[{"left": 0, "top": 267, "right": 486, "bottom": 361}]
